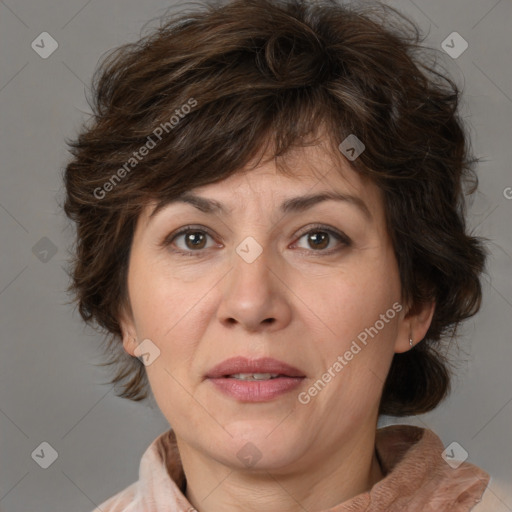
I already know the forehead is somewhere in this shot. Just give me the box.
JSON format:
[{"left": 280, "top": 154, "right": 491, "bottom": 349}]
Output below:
[{"left": 145, "top": 141, "right": 382, "bottom": 221}]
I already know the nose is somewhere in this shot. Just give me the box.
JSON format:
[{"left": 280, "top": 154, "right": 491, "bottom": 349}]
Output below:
[{"left": 216, "top": 244, "right": 292, "bottom": 333}]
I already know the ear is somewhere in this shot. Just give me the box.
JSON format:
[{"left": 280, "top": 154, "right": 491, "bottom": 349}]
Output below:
[
  {"left": 118, "top": 301, "right": 138, "bottom": 357},
  {"left": 394, "top": 300, "right": 435, "bottom": 354}
]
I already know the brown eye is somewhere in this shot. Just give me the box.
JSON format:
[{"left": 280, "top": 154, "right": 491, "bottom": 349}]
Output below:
[
  {"left": 183, "top": 231, "right": 208, "bottom": 250},
  {"left": 294, "top": 225, "right": 351, "bottom": 254},
  {"left": 307, "top": 231, "right": 330, "bottom": 250},
  {"left": 164, "top": 226, "right": 218, "bottom": 255}
]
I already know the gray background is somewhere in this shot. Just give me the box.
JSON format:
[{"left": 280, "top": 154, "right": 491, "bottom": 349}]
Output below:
[{"left": 0, "top": 0, "right": 511, "bottom": 510}]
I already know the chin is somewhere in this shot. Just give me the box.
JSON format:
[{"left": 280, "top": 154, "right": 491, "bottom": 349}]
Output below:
[{"left": 208, "top": 419, "right": 308, "bottom": 471}]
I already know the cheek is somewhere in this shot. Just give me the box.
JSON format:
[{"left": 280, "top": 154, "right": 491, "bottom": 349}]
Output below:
[
  {"left": 128, "top": 254, "right": 196, "bottom": 335},
  {"left": 127, "top": 256, "right": 213, "bottom": 374},
  {"left": 303, "top": 251, "right": 401, "bottom": 375},
  {"left": 317, "top": 259, "right": 399, "bottom": 335}
]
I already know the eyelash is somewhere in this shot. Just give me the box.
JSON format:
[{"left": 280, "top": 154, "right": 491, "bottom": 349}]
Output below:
[{"left": 161, "top": 224, "right": 352, "bottom": 257}]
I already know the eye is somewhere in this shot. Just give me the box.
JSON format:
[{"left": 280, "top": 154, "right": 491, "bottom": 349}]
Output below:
[
  {"left": 293, "top": 225, "right": 351, "bottom": 254},
  {"left": 164, "top": 226, "right": 220, "bottom": 255},
  {"left": 162, "top": 224, "right": 351, "bottom": 256}
]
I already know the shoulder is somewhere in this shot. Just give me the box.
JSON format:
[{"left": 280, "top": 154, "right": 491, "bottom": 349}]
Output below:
[
  {"left": 89, "top": 429, "right": 183, "bottom": 512},
  {"left": 91, "top": 481, "right": 139, "bottom": 512},
  {"left": 470, "top": 477, "right": 508, "bottom": 512}
]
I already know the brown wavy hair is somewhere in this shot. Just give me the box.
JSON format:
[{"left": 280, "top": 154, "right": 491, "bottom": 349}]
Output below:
[{"left": 62, "top": 0, "right": 487, "bottom": 416}]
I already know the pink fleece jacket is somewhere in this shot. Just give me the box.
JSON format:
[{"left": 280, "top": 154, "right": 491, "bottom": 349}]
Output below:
[{"left": 94, "top": 424, "right": 491, "bottom": 511}]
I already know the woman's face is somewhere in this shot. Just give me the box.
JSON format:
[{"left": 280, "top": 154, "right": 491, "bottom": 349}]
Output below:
[{"left": 121, "top": 143, "right": 425, "bottom": 473}]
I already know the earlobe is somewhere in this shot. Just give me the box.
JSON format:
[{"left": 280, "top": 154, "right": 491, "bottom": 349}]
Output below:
[
  {"left": 395, "top": 300, "right": 436, "bottom": 353},
  {"left": 122, "top": 334, "right": 137, "bottom": 357},
  {"left": 118, "top": 303, "right": 137, "bottom": 357}
]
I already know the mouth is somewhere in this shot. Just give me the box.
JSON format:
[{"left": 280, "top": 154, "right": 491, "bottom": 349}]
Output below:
[
  {"left": 206, "top": 357, "right": 306, "bottom": 402},
  {"left": 206, "top": 356, "right": 305, "bottom": 379},
  {"left": 226, "top": 373, "right": 285, "bottom": 380}
]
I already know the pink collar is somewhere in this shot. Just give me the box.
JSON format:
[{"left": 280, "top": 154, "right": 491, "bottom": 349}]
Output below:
[{"left": 97, "top": 424, "right": 490, "bottom": 511}]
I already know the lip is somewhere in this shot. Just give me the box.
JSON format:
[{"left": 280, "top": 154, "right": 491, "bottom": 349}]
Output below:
[
  {"left": 206, "top": 357, "right": 306, "bottom": 402},
  {"left": 206, "top": 356, "right": 305, "bottom": 378}
]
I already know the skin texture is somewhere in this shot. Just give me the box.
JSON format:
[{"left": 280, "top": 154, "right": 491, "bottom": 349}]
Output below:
[{"left": 120, "top": 142, "right": 435, "bottom": 512}]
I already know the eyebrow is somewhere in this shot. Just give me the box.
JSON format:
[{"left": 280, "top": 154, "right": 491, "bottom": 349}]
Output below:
[{"left": 150, "top": 190, "right": 372, "bottom": 220}]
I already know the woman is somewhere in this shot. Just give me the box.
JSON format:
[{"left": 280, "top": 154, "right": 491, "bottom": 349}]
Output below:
[{"left": 63, "top": 0, "right": 491, "bottom": 510}]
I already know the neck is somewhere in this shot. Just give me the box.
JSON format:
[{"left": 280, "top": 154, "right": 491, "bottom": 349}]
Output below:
[{"left": 178, "top": 421, "right": 384, "bottom": 512}]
